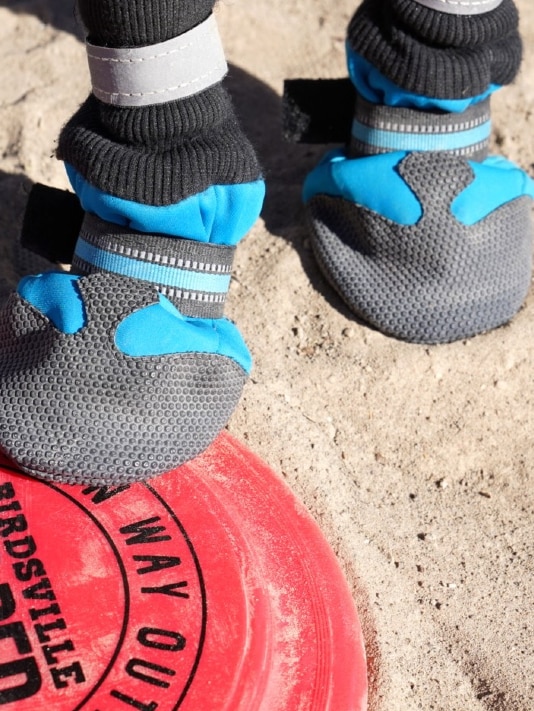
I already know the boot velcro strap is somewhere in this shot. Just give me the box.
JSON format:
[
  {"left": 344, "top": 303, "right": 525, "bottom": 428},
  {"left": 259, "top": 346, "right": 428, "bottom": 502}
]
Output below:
[
  {"left": 411, "top": 0, "right": 503, "bottom": 15},
  {"left": 350, "top": 95, "right": 491, "bottom": 161},
  {"left": 282, "top": 78, "right": 356, "bottom": 144},
  {"left": 86, "top": 13, "right": 227, "bottom": 107},
  {"left": 21, "top": 183, "right": 84, "bottom": 264},
  {"left": 73, "top": 213, "right": 235, "bottom": 319}
]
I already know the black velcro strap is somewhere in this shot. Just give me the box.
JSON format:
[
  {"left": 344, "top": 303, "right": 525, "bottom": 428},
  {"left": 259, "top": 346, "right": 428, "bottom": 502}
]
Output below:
[
  {"left": 21, "top": 183, "right": 84, "bottom": 264},
  {"left": 283, "top": 78, "right": 356, "bottom": 144}
]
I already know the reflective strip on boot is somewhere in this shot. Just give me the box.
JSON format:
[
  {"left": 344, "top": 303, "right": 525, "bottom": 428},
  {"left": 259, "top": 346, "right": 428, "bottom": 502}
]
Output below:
[
  {"left": 350, "top": 95, "right": 491, "bottom": 161},
  {"left": 410, "top": 0, "right": 504, "bottom": 16},
  {"left": 73, "top": 213, "right": 236, "bottom": 318},
  {"left": 86, "top": 13, "right": 228, "bottom": 107}
]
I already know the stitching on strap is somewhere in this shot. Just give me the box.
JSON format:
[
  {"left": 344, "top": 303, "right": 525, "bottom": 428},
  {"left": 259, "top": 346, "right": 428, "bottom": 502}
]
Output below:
[{"left": 92, "top": 67, "right": 227, "bottom": 100}]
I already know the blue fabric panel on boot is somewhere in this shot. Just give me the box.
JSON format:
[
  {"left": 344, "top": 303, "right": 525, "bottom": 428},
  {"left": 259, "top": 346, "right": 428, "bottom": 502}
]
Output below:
[
  {"left": 66, "top": 164, "right": 265, "bottom": 246},
  {"left": 17, "top": 272, "right": 87, "bottom": 334},
  {"left": 115, "top": 295, "right": 252, "bottom": 372},
  {"left": 347, "top": 49, "right": 499, "bottom": 112},
  {"left": 452, "top": 156, "right": 534, "bottom": 224},
  {"left": 16, "top": 271, "right": 251, "bottom": 371},
  {"left": 304, "top": 150, "right": 534, "bottom": 226},
  {"left": 303, "top": 149, "right": 422, "bottom": 225}
]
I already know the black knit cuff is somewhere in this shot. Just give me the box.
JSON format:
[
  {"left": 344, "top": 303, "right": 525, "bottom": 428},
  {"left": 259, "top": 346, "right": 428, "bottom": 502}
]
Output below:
[
  {"left": 78, "top": 0, "right": 215, "bottom": 48},
  {"left": 58, "top": 0, "right": 262, "bottom": 206},
  {"left": 57, "top": 90, "right": 262, "bottom": 207},
  {"left": 348, "top": 0, "right": 522, "bottom": 99}
]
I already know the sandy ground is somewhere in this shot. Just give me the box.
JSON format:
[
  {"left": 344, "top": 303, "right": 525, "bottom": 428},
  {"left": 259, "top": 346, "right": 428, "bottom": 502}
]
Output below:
[{"left": 0, "top": 1, "right": 533, "bottom": 710}]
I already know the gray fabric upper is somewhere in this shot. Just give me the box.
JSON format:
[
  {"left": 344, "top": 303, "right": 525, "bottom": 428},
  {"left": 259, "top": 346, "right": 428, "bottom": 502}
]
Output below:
[
  {"left": 0, "top": 273, "right": 247, "bottom": 485},
  {"left": 307, "top": 153, "right": 532, "bottom": 344}
]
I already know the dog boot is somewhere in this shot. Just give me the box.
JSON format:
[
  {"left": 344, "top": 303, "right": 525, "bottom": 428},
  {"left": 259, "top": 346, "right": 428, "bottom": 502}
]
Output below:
[
  {"left": 0, "top": 0, "right": 264, "bottom": 485},
  {"left": 291, "top": 0, "right": 534, "bottom": 343}
]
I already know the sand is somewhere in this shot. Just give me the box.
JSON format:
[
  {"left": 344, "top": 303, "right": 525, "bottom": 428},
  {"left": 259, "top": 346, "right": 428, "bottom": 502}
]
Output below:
[{"left": 0, "top": 1, "right": 532, "bottom": 709}]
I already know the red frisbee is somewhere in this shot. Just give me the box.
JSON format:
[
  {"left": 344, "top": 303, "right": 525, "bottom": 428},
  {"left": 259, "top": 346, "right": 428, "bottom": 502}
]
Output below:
[{"left": 0, "top": 432, "right": 367, "bottom": 710}]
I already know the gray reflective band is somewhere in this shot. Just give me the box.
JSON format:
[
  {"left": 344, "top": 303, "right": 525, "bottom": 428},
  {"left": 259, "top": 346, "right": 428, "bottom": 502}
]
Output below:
[
  {"left": 350, "top": 95, "right": 491, "bottom": 162},
  {"left": 73, "top": 213, "right": 236, "bottom": 318},
  {"left": 86, "top": 13, "right": 227, "bottom": 107},
  {"left": 411, "top": 0, "right": 503, "bottom": 14}
]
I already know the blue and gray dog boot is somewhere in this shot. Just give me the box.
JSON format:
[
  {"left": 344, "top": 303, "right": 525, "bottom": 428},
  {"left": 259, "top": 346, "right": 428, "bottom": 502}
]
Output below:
[
  {"left": 0, "top": 0, "right": 264, "bottom": 485},
  {"left": 285, "top": 0, "right": 534, "bottom": 343}
]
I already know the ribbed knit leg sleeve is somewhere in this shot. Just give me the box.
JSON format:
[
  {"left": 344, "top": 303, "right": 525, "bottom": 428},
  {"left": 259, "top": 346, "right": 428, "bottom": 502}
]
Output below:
[
  {"left": 348, "top": 0, "right": 522, "bottom": 99},
  {"left": 58, "top": 0, "right": 262, "bottom": 207}
]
